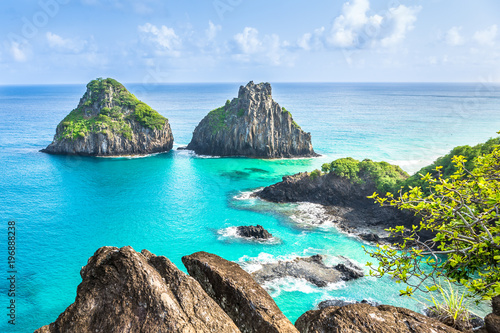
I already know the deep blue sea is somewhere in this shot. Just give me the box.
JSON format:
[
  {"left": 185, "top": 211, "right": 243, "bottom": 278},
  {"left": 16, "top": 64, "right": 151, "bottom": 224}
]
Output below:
[{"left": 0, "top": 82, "right": 498, "bottom": 332}]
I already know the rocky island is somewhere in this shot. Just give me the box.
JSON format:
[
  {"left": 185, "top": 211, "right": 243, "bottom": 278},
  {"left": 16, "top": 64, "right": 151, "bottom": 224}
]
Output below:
[
  {"left": 41, "top": 78, "right": 173, "bottom": 156},
  {"left": 186, "top": 81, "right": 317, "bottom": 158}
]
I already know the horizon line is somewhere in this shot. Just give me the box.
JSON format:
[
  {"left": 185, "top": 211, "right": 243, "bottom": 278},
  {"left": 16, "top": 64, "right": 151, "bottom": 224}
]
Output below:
[{"left": 1, "top": 80, "right": 499, "bottom": 87}]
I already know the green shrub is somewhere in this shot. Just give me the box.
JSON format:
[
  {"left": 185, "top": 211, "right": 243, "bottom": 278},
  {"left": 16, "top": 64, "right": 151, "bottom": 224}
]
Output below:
[
  {"left": 132, "top": 102, "right": 166, "bottom": 130},
  {"left": 238, "top": 108, "right": 245, "bottom": 117},
  {"left": 329, "top": 157, "right": 362, "bottom": 182},
  {"left": 207, "top": 106, "right": 228, "bottom": 134},
  {"left": 322, "top": 157, "right": 408, "bottom": 193},
  {"left": 310, "top": 169, "right": 322, "bottom": 180}
]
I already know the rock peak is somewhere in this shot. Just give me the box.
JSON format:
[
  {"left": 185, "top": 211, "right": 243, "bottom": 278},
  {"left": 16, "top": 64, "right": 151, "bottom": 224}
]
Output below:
[{"left": 238, "top": 81, "right": 272, "bottom": 100}]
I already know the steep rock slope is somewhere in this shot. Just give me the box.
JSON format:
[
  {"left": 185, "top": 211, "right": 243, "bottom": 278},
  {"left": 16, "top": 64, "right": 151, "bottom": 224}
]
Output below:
[
  {"left": 182, "top": 251, "right": 299, "bottom": 333},
  {"left": 41, "top": 78, "right": 173, "bottom": 156},
  {"left": 186, "top": 81, "right": 317, "bottom": 158}
]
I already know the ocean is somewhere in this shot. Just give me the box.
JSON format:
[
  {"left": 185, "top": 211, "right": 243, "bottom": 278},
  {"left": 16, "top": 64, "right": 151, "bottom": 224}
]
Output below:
[{"left": 0, "top": 82, "right": 498, "bottom": 332}]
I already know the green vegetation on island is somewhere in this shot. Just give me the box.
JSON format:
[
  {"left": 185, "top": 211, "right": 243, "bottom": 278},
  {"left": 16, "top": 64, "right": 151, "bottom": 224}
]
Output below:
[
  {"left": 320, "top": 157, "right": 409, "bottom": 193},
  {"left": 282, "top": 107, "right": 300, "bottom": 129},
  {"left": 57, "top": 78, "right": 166, "bottom": 141},
  {"left": 319, "top": 137, "right": 500, "bottom": 195},
  {"left": 206, "top": 104, "right": 230, "bottom": 135},
  {"left": 404, "top": 137, "right": 500, "bottom": 192}
]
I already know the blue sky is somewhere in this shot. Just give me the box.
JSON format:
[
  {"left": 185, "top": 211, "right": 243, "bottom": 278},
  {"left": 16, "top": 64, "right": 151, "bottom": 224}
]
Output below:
[{"left": 1, "top": 0, "right": 499, "bottom": 84}]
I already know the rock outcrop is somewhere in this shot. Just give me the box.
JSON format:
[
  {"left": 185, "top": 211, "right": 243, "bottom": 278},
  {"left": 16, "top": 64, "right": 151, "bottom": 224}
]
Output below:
[
  {"left": 295, "top": 303, "right": 461, "bottom": 333},
  {"left": 255, "top": 171, "right": 428, "bottom": 244},
  {"left": 483, "top": 295, "right": 500, "bottom": 333},
  {"left": 182, "top": 251, "right": 298, "bottom": 333},
  {"left": 250, "top": 254, "right": 363, "bottom": 287},
  {"left": 41, "top": 78, "right": 173, "bottom": 156},
  {"left": 186, "top": 81, "right": 317, "bottom": 158},
  {"left": 318, "top": 299, "right": 380, "bottom": 309},
  {"left": 236, "top": 225, "right": 273, "bottom": 239},
  {"left": 34, "top": 246, "right": 239, "bottom": 333}
]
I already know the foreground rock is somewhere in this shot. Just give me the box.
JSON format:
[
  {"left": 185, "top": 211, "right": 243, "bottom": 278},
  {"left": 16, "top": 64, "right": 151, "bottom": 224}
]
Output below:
[
  {"left": 182, "top": 251, "right": 298, "bottom": 333},
  {"left": 255, "top": 171, "right": 429, "bottom": 244},
  {"left": 251, "top": 254, "right": 363, "bottom": 287},
  {"left": 295, "top": 303, "right": 461, "bottom": 333},
  {"left": 186, "top": 81, "right": 317, "bottom": 158},
  {"left": 35, "top": 246, "right": 239, "bottom": 333},
  {"left": 236, "top": 225, "right": 273, "bottom": 239},
  {"left": 42, "top": 78, "right": 173, "bottom": 156},
  {"left": 483, "top": 295, "right": 500, "bottom": 333}
]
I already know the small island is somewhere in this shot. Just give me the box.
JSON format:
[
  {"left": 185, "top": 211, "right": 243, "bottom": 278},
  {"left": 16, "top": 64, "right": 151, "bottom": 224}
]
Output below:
[
  {"left": 41, "top": 78, "right": 173, "bottom": 156},
  {"left": 186, "top": 81, "right": 317, "bottom": 158}
]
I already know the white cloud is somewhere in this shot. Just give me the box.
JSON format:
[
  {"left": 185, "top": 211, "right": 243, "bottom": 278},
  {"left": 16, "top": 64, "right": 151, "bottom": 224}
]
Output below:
[
  {"left": 9, "top": 41, "right": 29, "bottom": 62},
  {"left": 297, "top": 27, "right": 325, "bottom": 51},
  {"left": 473, "top": 25, "right": 497, "bottom": 46},
  {"left": 444, "top": 26, "right": 464, "bottom": 46},
  {"left": 324, "top": 0, "right": 420, "bottom": 49},
  {"left": 234, "top": 27, "right": 262, "bottom": 54},
  {"left": 138, "top": 23, "right": 181, "bottom": 55},
  {"left": 233, "top": 27, "right": 289, "bottom": 65},
  {"left": 46, "top": 32, "right": 87, "bottom": 53},
  {"left": 206, "top": 21, "right": 221, "bottom": 41},
  {"left": 379, "top": 5, "right": 420, "bottom": 47}
]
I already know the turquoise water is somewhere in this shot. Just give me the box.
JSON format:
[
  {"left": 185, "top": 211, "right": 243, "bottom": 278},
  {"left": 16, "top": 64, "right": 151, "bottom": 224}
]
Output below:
[{"left": 0, "top": 83, "right": 498, "bottom": 332}]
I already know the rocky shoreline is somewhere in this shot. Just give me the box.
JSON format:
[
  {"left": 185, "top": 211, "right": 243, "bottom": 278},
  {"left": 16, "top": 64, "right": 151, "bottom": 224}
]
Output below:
[
  {"left": 35, "top": 246, "right": 482, "bottom": 333},
  {"left": 254, "top": 171, "right": 433, "bottom": 244}
]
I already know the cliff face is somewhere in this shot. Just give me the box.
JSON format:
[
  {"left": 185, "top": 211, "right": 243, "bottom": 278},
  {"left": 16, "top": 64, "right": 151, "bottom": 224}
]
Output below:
[
  {"left": 186, "top": 81, "right": 317, "bottom": 158},
  {"left": 41, "top": 78, "right": 173, "bottom": 156}
]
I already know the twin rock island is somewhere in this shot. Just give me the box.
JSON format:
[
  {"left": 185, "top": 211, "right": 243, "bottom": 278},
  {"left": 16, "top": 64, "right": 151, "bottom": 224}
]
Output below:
[{"left": 42, "top": 78, "right": 317, "bottom": 158}]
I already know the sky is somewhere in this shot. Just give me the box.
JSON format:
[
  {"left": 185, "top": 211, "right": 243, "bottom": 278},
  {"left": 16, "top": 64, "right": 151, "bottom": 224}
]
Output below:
[{"left": 1, "top": 0, "right": 499, "bottom": 84}]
